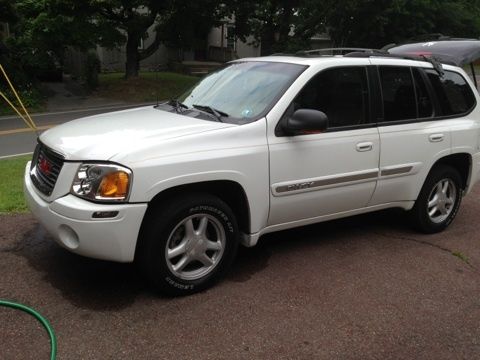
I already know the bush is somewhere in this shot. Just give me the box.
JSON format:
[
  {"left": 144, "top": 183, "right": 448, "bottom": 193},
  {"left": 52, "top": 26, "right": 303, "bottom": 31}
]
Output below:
[
  {"left": 0, "top": 83, "right": 44, "bottom": 116},
  {"left": 0, "top": 40, "right": 45, "bottom": 114}
]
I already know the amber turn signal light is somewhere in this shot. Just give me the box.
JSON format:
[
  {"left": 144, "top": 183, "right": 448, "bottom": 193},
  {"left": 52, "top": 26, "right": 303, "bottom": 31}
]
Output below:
[{"left": 97, "top": 171, "right": 130, "bottom": 198}]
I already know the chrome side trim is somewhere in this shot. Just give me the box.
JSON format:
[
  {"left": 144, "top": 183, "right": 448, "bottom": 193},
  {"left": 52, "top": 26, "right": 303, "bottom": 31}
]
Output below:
[
  {"left": 379, "top": 162, "right": 422, "bottom": 178},
  {"left": 273, "top": 169, "right": 378, "bottom": 196},
  {"left": 380, "top": 166, "right": 413, "bottom": 176}
]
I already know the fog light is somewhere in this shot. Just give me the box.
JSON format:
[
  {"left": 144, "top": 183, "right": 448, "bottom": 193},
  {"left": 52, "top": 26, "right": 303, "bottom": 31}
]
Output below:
[{"left": 58, "top": 224, "right": 79, "bottom": 249}]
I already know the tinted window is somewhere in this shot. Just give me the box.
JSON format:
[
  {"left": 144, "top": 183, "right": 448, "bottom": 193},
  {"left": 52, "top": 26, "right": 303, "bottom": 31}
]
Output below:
[
  {"left": 380, "top": 67, "right": 416, "bottom": 121},
  {"left": 425, "top": 69, "right": 475, "bottom": 116},
  {"left": 293, "top": 67, "right": 369, "bottom": 128},
  {"left": 412, "top": 68, "right": 433, "bottom": 118}
]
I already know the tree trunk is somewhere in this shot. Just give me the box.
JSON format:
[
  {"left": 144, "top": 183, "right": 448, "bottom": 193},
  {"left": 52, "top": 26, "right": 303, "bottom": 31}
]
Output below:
[
  {"left": 260, "top": 24, "right": 276, "bottom": 56},
  {"left": 125, "top": 34, "right": 140, "bottom": 78}
]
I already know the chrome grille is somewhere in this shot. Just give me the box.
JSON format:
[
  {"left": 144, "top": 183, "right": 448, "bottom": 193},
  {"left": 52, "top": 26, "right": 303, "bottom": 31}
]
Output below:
[{"left": 30, "top": 143, "right": 64, "bottom": 196}]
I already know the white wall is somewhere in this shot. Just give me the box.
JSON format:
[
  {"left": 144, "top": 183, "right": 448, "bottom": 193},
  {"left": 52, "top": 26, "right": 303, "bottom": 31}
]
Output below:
[
  {"left": 236, "top": 36, "right": 261, "bottom": 58},
  {"left": 207, "top": 26, "right": 260, "bottom": 59}
]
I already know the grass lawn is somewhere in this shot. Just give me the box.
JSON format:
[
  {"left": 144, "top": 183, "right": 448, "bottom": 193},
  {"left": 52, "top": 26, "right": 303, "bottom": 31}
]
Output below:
[
  {"left": 0, "top": 155, "right": 31, "bottom": 214},
  {"left": 95, "top": 71, "right": 199, "bottom": 103}
]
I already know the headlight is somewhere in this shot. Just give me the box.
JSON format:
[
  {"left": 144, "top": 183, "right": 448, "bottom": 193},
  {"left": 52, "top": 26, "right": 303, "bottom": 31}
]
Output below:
[{"left": 71, "top": 163, "right": 132, "bottom": 202}]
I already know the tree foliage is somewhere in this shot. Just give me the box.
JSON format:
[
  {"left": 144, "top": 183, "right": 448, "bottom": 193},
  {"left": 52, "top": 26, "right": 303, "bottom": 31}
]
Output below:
[
  {"left": 226, "top": 0, "right": 306, "bottom": 55},
  {"left": 157, "top": 0, "right": 222, "bottom": 50},
  {"left": 2, "top": 0, "right": 480, "bottom": 82},
  {"left": 3, "top": 0, "right": 224, "bottom": 79},
  {"left": 86, "top": 0, "right": 170, "bottom": 77},
  {"left": 229, "top": 0, "right": 480, "bottom": 54},
  {"left": 321, "top": 0, "right": 480, "bottom": 48}
]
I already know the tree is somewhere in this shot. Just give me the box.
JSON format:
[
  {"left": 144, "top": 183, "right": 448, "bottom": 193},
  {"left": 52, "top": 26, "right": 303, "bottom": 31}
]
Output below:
[
  {"left": 226, "top": 0, "right": 305, "bottom": 55},
  {"left": 85, "top": 0, "right": 169, "bottom": 78},
  {"left": 80, "top": 0, "right": 223, "bottom": 77},
  {"left": 157, "top": 0, "right": 222, "bottom": 58},
  {"left": 0, "top": 0, "right": 16, "bottom": 22},
  {"left": 320, "top": 0, "right": 480, "bottom": 48},
  {"left": 230, "top": 0, "right": 480, "bottom": 54}
]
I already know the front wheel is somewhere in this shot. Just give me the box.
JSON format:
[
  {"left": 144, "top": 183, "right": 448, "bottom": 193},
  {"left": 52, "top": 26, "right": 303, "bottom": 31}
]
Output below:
[
  {"left": 409, "top": 165, "right": 463, "bottom": 233},
  {"left": 138, "top": 193, "right": 239, "bottom": 296}
]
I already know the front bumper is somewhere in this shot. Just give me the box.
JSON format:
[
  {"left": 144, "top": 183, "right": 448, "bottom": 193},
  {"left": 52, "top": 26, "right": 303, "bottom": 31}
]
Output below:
[{"left": 24, "top": 162, "right": 148, "bottom": 262}]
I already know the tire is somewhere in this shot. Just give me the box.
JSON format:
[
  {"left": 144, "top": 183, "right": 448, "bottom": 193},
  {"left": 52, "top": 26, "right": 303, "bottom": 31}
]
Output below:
[
  {"left": 138, "top": 193, "right": 239, "bottom": 296},
  {"left": 409, "top": 165, "right": 463, "bottom": 233}
]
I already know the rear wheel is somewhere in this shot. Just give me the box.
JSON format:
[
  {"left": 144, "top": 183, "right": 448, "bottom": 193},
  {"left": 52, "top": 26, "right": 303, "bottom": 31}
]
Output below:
[
  {"left": 138, "top": 193, "right": 239, "bottom": 296},
  {"left": 410, "top": 165, "right": 463, "bottom": 233}
]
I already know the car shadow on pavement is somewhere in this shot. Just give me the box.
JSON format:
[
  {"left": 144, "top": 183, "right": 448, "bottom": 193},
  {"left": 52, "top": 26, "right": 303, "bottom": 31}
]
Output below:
[
  {"left": 227, "top": 208, "right": 412, "bottom": 280},
  {"left": 12, "top": 209, "right": 412, "bottom": 309},
  {"left": 16, "top": 224, "right": 147, "bottom": 311}
]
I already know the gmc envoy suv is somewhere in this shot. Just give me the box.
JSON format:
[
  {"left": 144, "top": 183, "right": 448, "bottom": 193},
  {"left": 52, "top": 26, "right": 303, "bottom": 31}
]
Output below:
[{"left": 25, "top": 41, "right": 480, "bottom": 295}]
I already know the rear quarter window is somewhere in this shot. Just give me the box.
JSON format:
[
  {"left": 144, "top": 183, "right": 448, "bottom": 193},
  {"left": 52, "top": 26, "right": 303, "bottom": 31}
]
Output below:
[{"left": 424, "top": 69, "right": 476, "bottom": 116}]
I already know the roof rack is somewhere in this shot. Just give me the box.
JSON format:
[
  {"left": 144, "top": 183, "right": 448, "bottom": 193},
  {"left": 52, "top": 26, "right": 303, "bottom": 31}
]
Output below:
[
  {"left": 271, "top": 46, "right": 454, "bottom": 77},
  {"left": 290, "top": 47, "right": 443, "bottom": 72},
  {"left": 344, "top": 51, "right": 445, "bottom": 75},
  {"left": 295, "top": 48, "right": 385, "bottom": 56},
  {"left": 283, "top": 47, "right": 446, "bottom": 76}
]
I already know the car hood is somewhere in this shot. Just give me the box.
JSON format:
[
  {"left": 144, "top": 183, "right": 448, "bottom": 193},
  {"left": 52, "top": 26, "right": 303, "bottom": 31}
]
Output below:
[{"left": 40, "top": 106, "right": 235, "bottom": 161}]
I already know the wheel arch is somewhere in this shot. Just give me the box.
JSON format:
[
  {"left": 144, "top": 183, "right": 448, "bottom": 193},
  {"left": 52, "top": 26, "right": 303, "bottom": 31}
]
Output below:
[
  {"left": 429, "top": 152, "right": 472, "bottom": 190},
  {"left": 135, "top": 180, "right": 251, "bottom": 260}
]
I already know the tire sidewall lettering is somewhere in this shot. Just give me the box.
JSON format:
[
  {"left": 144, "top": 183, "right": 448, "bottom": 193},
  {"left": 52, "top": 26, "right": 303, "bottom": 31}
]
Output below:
[
  {"left": 143, "top": 194, "right": 240, "bottom": 295},
  {"left": 188, "top": 205, "right": 234, "bottom": 233},
  {"left": 165, "top": 276, "right": 195, "bottom": 290}
]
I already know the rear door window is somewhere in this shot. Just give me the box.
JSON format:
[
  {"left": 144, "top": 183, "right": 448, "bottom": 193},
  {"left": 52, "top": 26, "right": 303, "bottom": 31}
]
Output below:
[
  {"left": 379, "top": 67, "right": 417, "bottom": 122},
  {"left": 424, "top": 69, "right": 476, "bottom": 116}
]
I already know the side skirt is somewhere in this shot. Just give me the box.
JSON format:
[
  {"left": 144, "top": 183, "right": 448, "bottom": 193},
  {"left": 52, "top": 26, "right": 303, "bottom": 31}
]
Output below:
[{"left": 241, "top": 201, "right": 415, "bottom": 247}]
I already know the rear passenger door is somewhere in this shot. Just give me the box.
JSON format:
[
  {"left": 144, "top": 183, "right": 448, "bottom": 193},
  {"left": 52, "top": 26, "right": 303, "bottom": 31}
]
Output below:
[{"left": 369, "top": 63, "right": 454, "bottom": 205}]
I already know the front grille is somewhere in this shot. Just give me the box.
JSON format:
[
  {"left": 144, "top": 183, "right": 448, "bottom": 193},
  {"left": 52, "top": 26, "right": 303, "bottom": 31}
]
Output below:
[{"left": 30, "top": 143, "right": 64, "bottom": 196}]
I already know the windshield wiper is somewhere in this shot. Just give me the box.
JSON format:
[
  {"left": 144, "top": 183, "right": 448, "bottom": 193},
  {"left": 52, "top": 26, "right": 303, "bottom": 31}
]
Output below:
[
  {"left": 192, "top": 104, "right": 229, "bottom": 122},
  {"left": 167, "top": 99, "right": 189, "bottom": 113}
]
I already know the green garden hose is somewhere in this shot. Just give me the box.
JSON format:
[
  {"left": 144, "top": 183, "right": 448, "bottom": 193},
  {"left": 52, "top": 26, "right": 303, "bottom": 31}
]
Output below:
[{"left": 0, "top": 300, "right": 57, "bottom": 360}]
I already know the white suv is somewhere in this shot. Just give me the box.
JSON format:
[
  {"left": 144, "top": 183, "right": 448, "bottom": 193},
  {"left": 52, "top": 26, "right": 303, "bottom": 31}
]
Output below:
[{"left": 24, "top": 41, "right": 480, "bottom": 295}]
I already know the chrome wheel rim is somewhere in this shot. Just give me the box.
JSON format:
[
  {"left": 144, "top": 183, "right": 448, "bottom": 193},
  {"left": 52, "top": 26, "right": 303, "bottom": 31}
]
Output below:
[
  {"left": 165, "top": 214, "right": 226, "bottom": 281},
  {"left": 427, "top": 178, "right": 457, "bottom": 224}
]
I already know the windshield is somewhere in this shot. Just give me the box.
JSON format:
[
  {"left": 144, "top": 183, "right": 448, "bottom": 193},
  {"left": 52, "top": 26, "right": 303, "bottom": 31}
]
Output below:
[{"left": 177, "top": 61, "right": 307, "bottom": 121}]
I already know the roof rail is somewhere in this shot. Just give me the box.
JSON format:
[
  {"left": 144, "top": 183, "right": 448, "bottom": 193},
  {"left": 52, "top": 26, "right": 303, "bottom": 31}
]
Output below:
[
  {"left": 295, "top": 48, "right": 383, "bottom": 56},
  {"left": 272, "top": 47, "right": 447, "bottom": 76},
  {"left": 270, "top": 53, "right": 295, "bottom": 56},
  {"left": 344, "top": 51, "right": 445, "bottom": 75}
]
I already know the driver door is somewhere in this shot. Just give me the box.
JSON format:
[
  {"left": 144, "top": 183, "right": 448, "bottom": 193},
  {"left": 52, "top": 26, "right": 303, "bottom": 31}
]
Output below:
[{"left": 267, "top": 66, "right": 380, "bottom": 225}]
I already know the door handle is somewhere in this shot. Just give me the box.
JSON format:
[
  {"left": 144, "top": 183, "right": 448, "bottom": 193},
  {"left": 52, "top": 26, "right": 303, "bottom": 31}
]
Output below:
[
  {"left": 429, "top": 133, "right": 444, "bottom": 142},
  {"left": 356, "top": 142, "right": 373, "bottom": 152}
]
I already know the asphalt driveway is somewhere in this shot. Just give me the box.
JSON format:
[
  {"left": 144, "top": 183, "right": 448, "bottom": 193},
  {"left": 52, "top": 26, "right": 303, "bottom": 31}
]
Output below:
[{"left": 1, "top": 187, "right": 480, "bottom": 359}]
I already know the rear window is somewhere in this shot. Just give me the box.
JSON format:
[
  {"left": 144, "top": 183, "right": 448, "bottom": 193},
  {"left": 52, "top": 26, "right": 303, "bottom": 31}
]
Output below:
[{"left": 424, "top": 70, "right": 476, "bottom": 116}]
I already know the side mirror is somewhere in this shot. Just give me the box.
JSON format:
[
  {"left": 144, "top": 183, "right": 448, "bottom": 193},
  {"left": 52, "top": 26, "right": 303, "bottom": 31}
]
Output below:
[{"left": 283, "top": 109, "right": 328, "bottom": 136}]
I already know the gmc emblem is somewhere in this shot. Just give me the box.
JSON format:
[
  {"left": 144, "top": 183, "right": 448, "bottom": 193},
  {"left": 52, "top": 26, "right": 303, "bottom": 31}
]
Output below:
[{"left": 39, "top": 158, "right": 52, "bottom": 175}]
